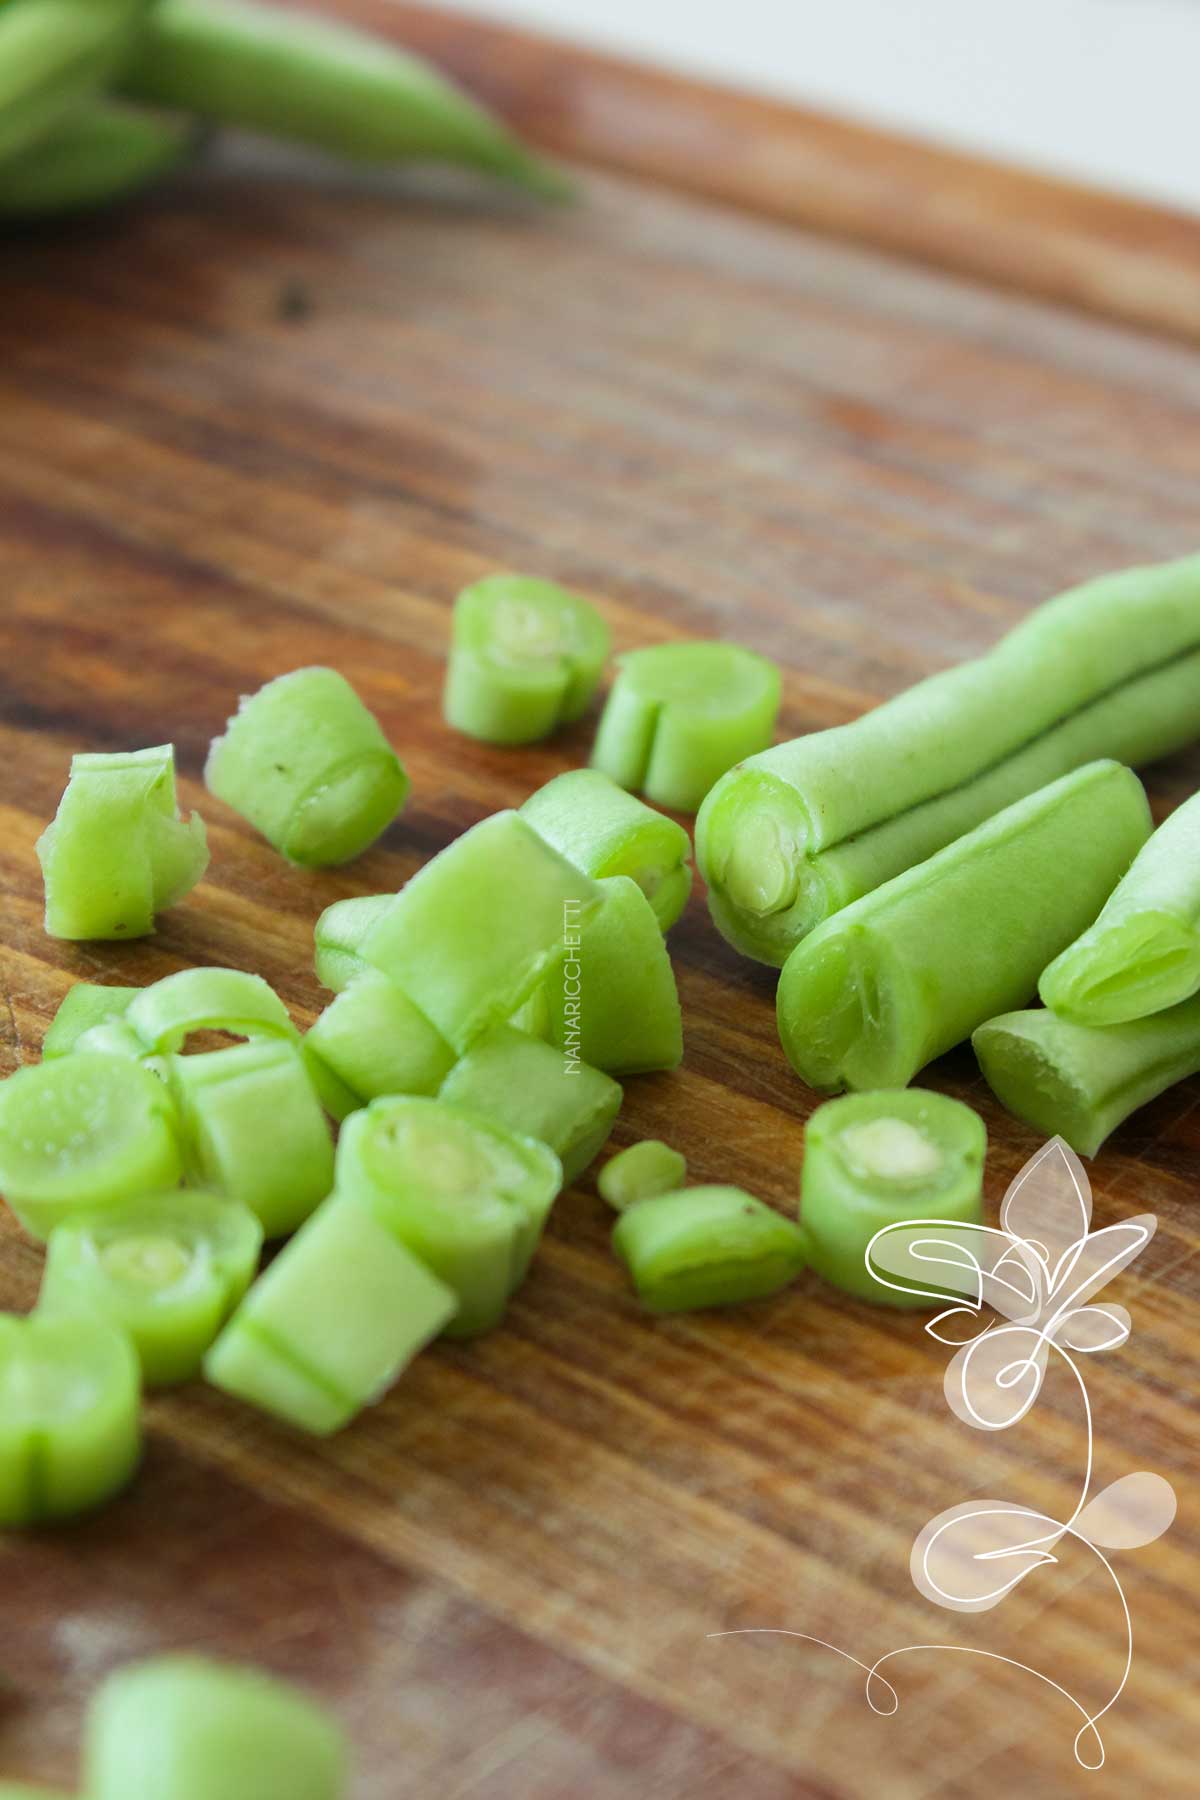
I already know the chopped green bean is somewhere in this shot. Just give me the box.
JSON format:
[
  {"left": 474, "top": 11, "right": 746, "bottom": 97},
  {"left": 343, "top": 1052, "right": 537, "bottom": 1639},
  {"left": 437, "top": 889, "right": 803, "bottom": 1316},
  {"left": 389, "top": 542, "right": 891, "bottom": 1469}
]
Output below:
[
  {"left": 777, "top": 762, "right": 1152, "bottom": 1093},
  {"left": 591, "top": 641, "right": 781, "bottom": 812},
  {"left": 127, "top": 966, "right": 296, "bottom": 1055},
  {"left": 597, "top": 1139, "right": 686, "bottom": 1210},
  {"left": 0, "top": 0, "right": 150, "bottom": 166},
  {"left": 305, "top": 971, "right": 456, "bottom": 1113},
  {"left": 1040, "top": 790, "right": 1200, "bottom": 1025},
  {"left": 0, "top": 1312, "right": 141, "bottom": 1528},
  {"left": 699, "top": 557, "right": 1200, "bottom": 965},
  {"left": 85, "top": 1653, "right": 348, "bottom": 1799},
  {"left": 313, "top": 892, "right": 393, "bottom": 993},
  {"left": 43, "top": 983, "right": 139, "bottom": 1059},
  {"left": 0, "top": 1053, "right": 182, "bottom": 1243},
  {"left": 120, "top": 0, "right": 569, "bottom": 197},
  {"left": 974, "top": 995, "right": 1200, "bottom": 1156},
  {"left": 613, "top": 1185, "right": 807, "bottom": 1312},
  {"left": 444, "top": 574, "right": 610, "bottom": 745},
  {"left": 335, "top": 1096, "right": 562, "bottom": 1335},
  {"left": 39, "top": 1191, "right": 262, "bottom": 1386},
  {"left": 37, "top": 744, "right": 208, "bottom": 940},
  {"left": 361, "top": 811, "right": 603, "bottom": 1053},
  {"left": 800, "top": 1089, "right": 985, "bottom": 1304},
  {"left": 438, "top": 1023, "right": 622, "bottom": 1183},
  {"left": 205, "top": 667, "right": 407, "bottom": 867},
  {"left": 0, "top": 100, "right": 196, "bottom": 219},
  {"left": 169, "top": 1040, "right": 333, "bottom": 1238},
  {"left": 205, "top": 1190, "right": 456, "bottom": 1435},
  {"left": 520, "top": 768, "right": 693, "bottom": 930},
  {"left": 538, "top": 875, "right": 683, "bottom": 1074}
]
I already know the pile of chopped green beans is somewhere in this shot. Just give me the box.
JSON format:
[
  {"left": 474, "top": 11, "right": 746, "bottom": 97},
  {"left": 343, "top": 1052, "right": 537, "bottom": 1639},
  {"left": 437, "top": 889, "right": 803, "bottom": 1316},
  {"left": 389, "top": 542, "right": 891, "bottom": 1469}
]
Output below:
[{"left": 0, "top": 0, "right": 567, "bottom": 222}]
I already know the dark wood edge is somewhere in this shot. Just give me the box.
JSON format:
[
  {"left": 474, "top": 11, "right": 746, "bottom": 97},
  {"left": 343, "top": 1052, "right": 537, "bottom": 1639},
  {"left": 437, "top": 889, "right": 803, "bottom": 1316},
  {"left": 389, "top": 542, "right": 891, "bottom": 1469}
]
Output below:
[{"left": 307, "top": 0, "right": 1200, "bottom": 346}]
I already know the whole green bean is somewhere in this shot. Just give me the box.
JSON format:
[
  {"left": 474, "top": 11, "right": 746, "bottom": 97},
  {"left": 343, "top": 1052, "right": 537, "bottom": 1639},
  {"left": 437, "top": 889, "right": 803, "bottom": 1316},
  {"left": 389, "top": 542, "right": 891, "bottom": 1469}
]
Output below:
[
  {"left": 1040, "top": 790, "right": 1200, "bottom": 1025},
  {"left": 974, "top": 995, "right": 1200, "bottom": 1156},
  {"left": 699, "top": 556, "right": 1200, "bottom": 965},
  {"left": 776, "top": 761, "right": 1152, "bottom": 1093},
  {"left": 0, "top": 0, "right": 149, "bottom": 165},
  {"left": 119, "top": 0, "right": 570, "bottom": 196},
  {"left": 0, "top": 101, "right": 196, "bottom": 219}
]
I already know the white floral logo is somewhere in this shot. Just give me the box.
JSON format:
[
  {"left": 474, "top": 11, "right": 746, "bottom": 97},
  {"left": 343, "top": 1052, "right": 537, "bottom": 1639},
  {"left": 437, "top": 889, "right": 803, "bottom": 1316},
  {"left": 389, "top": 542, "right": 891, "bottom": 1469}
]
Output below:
[{"left": 712, "top": 1138, "right": 1176, "bottom": 1770}]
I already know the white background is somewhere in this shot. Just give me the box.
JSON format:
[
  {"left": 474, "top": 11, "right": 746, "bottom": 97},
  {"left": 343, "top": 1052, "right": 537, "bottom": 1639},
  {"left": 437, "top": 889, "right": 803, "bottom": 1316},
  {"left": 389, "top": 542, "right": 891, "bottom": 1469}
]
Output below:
[{"left": 430, "top": 0, "right": 1200, "bottom": 212}]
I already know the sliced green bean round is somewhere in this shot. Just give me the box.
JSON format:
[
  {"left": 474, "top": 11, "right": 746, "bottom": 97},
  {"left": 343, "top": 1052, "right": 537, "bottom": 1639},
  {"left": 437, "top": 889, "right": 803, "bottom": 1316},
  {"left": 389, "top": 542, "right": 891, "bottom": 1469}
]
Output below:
[
  {"left": 0, "top": 1312, "right": 141, "bottom": 1528},
  {"left": 313, "top": 893, "right": 394, "bottom": 993},
  {"left": 127, "top": 966, "right": 297, "bottom": 1055},
  {"left": 520, "top": 768, "right": 693, "bottom": 930},
  {"left": 85, "top": 1652, "right": 348, "bottom": 1799},
  {"left": 205, "top": 666, "right": 407, "bottom": 867},
  {"left": 613, "top": 1185, "right": 807, "bottom": 1313},
  {"left": 0, "top": 1053, "right": 182, "bottom": 1243},
  {"left": 43, "top": 983, "right": 140, "bottom": 1059},
  {"left": 591, "top": 641, "right": 780, "bottom": 813},
  {"left": 597, "top": 1139, "right": 686, "bottom": 1211},
  {"left": 39, "top": 1190, "right": 263, "bottom": 1386},
  {"left": 305, "top": 971, "right": 456, "bottom": 1116},
  {"left": 445, "top": 575, "right": 610, "bottom": 745},
  {"left": 800, "top": 1089, "right": 985, "bottom": 1305},
  {"left": 438, "top": 1023, "right": 622, "bottom": 1184}
]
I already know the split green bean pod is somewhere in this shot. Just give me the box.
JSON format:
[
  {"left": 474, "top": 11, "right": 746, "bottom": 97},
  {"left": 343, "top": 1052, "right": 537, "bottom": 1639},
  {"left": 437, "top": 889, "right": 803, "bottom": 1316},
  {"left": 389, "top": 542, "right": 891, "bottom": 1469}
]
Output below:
[
  {"left": 0, "top": 1312, "right": 141, "bottom": 1528},
  {"left": 126, "top": 965, "right": 297, "bottom": 1054},
  {"left": 800, "top": 1089, "right": 985, "bottom": 1305},
  {"left": 591, "top": 640, "right": 781, "bottom": 813},
  {"left": 205, "top": 666, "right": 408, "bottom": 867},
  {"left": 536, "top": 874, "right": 684, "bottom": 1075},
  {"left": 85, "top": 1653, "right": 348, "bottom": 1800},
  {"left": 698, "top": 554, "right": 1200, "bottom": 965},
  {"left": 613, "top": 1185, "right": 808, "bottom": 1313},
  {"left": 444, "top": 575, "right": 610, "bottom": 745},
  {"left": 776, "top": 761, "right": 1153, "bottom": 1093},
  {"left": 598, "top": 1139, "right": 687, "bottom": 1210},
  {"left": 438, "top": 1023, "right": 622, "bottom": 1184},
  {"left": 1040, "top": 789, "right": 1200, "bottom": 1025},
  {"left": 119, "top": 0, "right": 569, "bottom": 197},
  {"left": 37, "top": 744, "right": 208, "bottom": 940},
  {"left": 313, "top": 893, "right": 394, "bottom": 993},
  {"left": 335, "top": 1095, "right": 563, "bottom": 1337},
  {"left": 360, "top": 810, "right": 604, "bottom": 1054},
  {"left": 520, "top": 768, "right": 693, "bottom": 930},
  {"left": 974, "top": 994, "right": 1200, "bottom": 1157},
  {"left": 0, "top": 1052, "right": 182, "bottom": 1242},
  {"left": 39, "top": 1190, "right": 262, "bottom": 1385}
]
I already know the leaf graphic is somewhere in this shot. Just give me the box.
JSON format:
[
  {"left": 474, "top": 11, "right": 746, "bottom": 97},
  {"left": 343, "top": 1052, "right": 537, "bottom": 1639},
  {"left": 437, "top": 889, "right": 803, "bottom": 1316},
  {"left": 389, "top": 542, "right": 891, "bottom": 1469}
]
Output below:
[
  {"left": 1054, "top": 1303, "right": 1131, "bottom": 1353},
  {"left": 1044, "top": 1216, "right": 1156, "bottom": 1326},
  {"left": 1074, "top": 1472, "right": 1177, "bottom": 1550},
  {"left": 866, "top": 1220, "right": 1015, "bottom": 1310},
  {"left": 944, "top": 1323, "right": 1049, "bottom": 1431},
  {"left": 926, "top": 1305, "right": 991, "bottom": 1347},
  {"left": 999, "top": 1137, "right": 1092, "bottom": 1269},
  {"left": 911, "top": 1500, "right": 1060, "bottom": 1611}
]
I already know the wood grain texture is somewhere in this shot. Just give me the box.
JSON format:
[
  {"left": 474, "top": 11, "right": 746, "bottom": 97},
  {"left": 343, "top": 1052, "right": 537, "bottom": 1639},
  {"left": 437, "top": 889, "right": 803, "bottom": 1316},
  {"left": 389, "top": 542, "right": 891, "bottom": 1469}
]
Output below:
[{"left": 1, "top": 8, "right": 1199, "bottom": 1796}]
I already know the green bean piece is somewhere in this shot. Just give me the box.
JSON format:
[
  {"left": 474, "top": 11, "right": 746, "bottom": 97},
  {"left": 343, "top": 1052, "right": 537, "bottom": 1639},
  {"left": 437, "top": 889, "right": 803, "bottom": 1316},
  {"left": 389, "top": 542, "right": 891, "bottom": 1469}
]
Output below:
[
  {"left": 974, "top": 995, "right": 1200, "bottom": 1156},
  {"left": 0, "top": 1312, "right": 141, "bottom": 1528},
  {"left": 0, "top": 0, "right": 150, "bottom": 166},
  {"left": 39, "top": 1190, "right": 262, "bottom": 1386},
  {"left": 597, "top": 1139, "right": 686, "bottom": 1211},
  {"left": 777, "top": 762, "right": 1152, "bottom": 1093},
  {"left": 613, "top": 1186, "right": 807, "bottom": 1313},
  {"left": 120, "top": 0, "right": 568, "bottom": 196},
  {"left": 37, "top": 744, "right": 208, "bottom": 941},
  {"left": 591, "top": 641, "right": 781, "bottom": 813},
  {"left": 0, "top": 101, "right": 196, "bottom": 219},
  {"left": 169, "top": 1040, "right": 333, "bottom": 1238},
  {"left": 305, "top": 971, "right": 456, "bottom": 1114},
  {"left": 0, "top": 1053, "right": 182, "bottom": 1243},
  {"left": 698, "top": 556, "right": 1200, "bottom": 965},
  {"left": 336, "top": 1095, "right": 562, "bottom": 1335},
  {"left": 205, "top": 1190, "right": 456, "bottom": 1435},
  {"left": 361, "top": 811, "right": 603, "bottom": 1053},
  {"left": 205, "top": 667, "right": 407, "bottom": 867},
  {"left": 85, "top": 1653, "right": 348, "bottom": 1799},
  {"left": 313, "top": 892, "right": 393, "bottom": 993},
  {"left": 520, "top": 768, "right": 693, "bottom": 930},
  {"left": 438, "top": 1023, "right": 622, "bottom": 1184},
  {"left": 445, "top": 575, "right": 610, "bottom": 745},
  {"left": 800, "top": 1089, "right": 985, "bottom": 1305},
  {"left": 537, "top": 875, "right": 683, "bottom": 1075},
  {"left": 127, "top": 966, "right": 297, "bottom": 1055},
  {"left": 42, "top": 983, "right": 139, "bottom": 1058},
  {"left": 1040, "top": 790, "right": 1200, "bottom": 1026}
]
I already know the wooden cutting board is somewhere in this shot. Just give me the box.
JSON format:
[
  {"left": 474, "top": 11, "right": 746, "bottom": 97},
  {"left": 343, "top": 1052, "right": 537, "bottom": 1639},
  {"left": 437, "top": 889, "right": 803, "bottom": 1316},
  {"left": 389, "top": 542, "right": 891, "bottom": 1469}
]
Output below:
[{"left": 1, "top": 6, "right": 1198, "bottom": 1795}]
